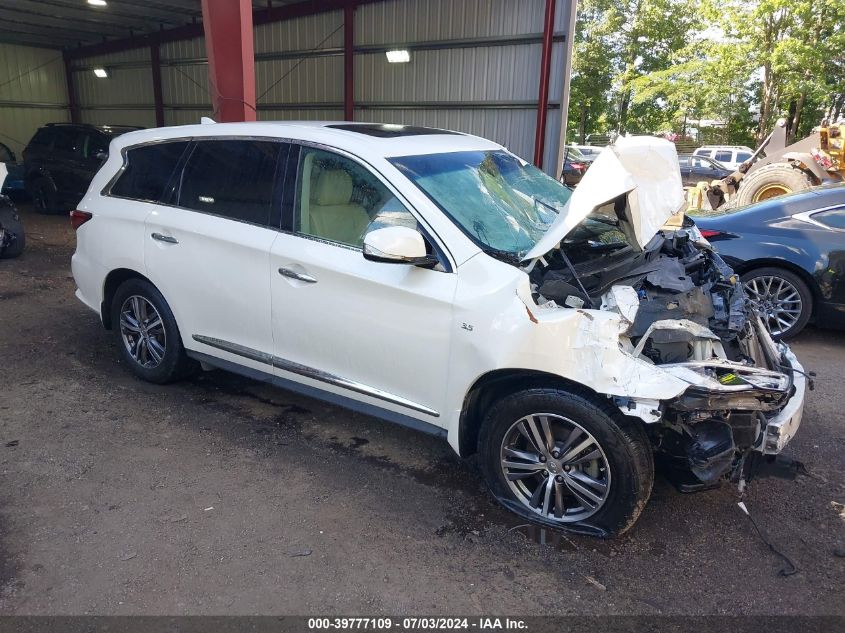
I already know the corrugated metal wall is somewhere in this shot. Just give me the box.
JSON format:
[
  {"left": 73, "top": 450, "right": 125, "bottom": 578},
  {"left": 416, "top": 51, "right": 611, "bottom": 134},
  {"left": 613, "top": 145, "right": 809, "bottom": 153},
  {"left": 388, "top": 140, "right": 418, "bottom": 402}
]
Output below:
[
  {"left": 67, "top": 0, "right": 571, "bottom": 171},
  {"left": 0, "top": 43, "right": 69, "bottom": 158},
  {"left": 74, "top": 48, "right": 157, "bottom": 128}
]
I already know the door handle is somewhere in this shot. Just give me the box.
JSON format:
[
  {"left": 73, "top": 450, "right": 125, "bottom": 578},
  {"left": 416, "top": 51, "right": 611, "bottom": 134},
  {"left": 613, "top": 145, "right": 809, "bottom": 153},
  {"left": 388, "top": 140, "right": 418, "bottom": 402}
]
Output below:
[
  {"left": 278, "top": 267, "right": 317, "bottom": 284},
  {"left": 151, "top": 232, "right": 178, "bottom": 244}
]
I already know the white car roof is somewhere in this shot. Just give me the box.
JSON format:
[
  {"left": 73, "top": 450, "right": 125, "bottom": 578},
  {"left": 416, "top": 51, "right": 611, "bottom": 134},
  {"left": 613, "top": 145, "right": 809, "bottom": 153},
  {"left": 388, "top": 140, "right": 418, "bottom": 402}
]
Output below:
[{"left": 110, "top": 121, "right": 502, "bottom": 159}]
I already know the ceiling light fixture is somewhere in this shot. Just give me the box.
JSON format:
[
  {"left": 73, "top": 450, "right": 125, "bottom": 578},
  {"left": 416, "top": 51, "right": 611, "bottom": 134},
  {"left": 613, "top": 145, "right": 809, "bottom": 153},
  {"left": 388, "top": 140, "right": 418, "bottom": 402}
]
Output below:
[
  {"left": 385, "top": 49, "right": 410, "bottom": 63},
  {"left": 87, "top": 0, "right": 108, "bottom": 6},
  {"left": 93, "top": 68, "right": 108, "bottom": 78}
]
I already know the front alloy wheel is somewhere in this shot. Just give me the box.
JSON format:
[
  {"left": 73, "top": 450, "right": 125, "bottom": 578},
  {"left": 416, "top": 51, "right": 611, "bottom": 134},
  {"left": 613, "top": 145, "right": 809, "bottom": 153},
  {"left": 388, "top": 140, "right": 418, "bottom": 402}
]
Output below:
[
  {"left": 478, "top": 388, "right": 653, "bottom": 536},
  {"left": 119, "top": 295, "right": 167, "bottom": 368},
  {"left": 501, "top": 414, "right": 610, "bottom": 522}
]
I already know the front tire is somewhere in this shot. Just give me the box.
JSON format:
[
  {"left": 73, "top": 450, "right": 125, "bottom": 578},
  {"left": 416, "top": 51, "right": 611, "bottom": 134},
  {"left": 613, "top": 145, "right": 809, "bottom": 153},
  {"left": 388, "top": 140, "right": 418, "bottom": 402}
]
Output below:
[
  {"left": 735, "top": 163, "right": 814, "bottom": 206},
  {"left": 478, "top": 388, "right": 653, "bottom": 537},
  {"left": 0, "top": 204, "right": 25, "bottom": 258},
  {"left": 111, "top": 278, "right": 197, "bottom": 383}
]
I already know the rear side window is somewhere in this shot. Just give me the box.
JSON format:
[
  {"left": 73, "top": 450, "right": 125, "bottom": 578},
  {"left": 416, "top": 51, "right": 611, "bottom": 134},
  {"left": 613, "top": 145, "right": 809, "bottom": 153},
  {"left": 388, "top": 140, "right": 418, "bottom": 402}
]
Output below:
[
  {"left": 84, "top": 133, "right": 109, "bottom": 159},
  {"left": 813, "top": 208, "right": 845, "bottom": 229},
  {"left": 714, "top": 151, "right": 732, "bottom": 163},
  {"left": 110, "top": 141, "right": 189, "bottom": 202},
  {"left": 28, "top": 128, "right": 53, "bottom": 149},
  {"left": 736, "top": 152, "right": 752, "bottom": 163},
  {"left": 177, "top": 140, "right": 281, "bottom": 227},
  {"left": 52, "top": 128, "right": 82, "bottom": 154}
]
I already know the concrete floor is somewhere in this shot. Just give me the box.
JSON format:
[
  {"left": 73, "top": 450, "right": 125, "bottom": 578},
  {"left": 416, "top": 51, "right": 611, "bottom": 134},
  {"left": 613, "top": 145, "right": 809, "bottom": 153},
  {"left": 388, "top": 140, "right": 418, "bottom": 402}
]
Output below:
[{"left": 0, "top": 205, "right": 843, "bottom": 615}]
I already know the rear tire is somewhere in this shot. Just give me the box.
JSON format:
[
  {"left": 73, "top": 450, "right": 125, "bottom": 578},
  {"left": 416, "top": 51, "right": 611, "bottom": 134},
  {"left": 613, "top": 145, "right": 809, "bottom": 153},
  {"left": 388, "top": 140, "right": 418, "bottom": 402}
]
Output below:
[
  {"left": 111, "top": 278, "right": 197, "bottom": 383},
  {"left": 29, "top": 178, "right": 60, "bottom": 214},
  {"left": 0, "top": 203, "right": 25, "bottom": 259},
  {"left": 478, "top": 387, "right": 653, "bottom": 537},
  {"left": 735, "top": 163, "right": 814, "bottom": 206},
  {"left": 741, "top": 267, "right": 812, "bottom": 339}
]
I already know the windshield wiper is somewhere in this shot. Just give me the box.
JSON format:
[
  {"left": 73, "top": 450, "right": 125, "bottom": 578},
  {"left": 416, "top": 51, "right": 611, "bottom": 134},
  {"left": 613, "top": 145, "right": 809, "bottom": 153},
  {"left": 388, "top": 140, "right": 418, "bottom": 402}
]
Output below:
[
  {"left": 533, "top": 196, "right": 562, "bottom": 216},
  {"left": 480, "top": 246, "right": 521, "bottom": 265}
]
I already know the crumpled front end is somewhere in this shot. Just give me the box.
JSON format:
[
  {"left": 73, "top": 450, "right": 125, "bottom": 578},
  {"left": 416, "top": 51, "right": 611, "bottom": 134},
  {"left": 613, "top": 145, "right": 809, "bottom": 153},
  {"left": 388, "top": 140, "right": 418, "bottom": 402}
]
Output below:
[
  {"left": 529, "top": 220, "right": 806, "bottom": 490},
  {"left": 600, "top": 232, "right": 806, "bottom": 489}
]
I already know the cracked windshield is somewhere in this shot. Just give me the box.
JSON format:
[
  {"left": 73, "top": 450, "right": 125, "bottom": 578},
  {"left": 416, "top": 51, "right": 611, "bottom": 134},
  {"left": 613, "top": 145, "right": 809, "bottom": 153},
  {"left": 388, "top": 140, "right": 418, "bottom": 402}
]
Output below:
[{"left": 391, "top": 150, "right": 572, "bottom": 257}]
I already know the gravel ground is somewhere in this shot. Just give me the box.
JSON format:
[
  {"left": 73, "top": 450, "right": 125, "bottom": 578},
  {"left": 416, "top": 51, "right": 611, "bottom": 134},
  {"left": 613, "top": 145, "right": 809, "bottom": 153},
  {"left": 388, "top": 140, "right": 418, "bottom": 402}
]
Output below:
[{"left": 0, "top": 205, "right": 843, "bottom": 616}]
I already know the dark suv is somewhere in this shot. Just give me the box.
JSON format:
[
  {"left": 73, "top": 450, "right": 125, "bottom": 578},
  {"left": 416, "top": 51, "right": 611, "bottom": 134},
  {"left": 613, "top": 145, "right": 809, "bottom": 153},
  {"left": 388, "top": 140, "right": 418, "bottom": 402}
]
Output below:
[{"left": 23, "top": 123, "right": 141, "bottom": 213}]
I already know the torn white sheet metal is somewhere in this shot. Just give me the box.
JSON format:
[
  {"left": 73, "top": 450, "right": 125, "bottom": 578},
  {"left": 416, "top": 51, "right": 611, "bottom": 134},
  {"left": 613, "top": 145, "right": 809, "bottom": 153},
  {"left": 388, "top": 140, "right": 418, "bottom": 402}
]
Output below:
[
  {"left": 0, "top": 163, "right": 7, "bottom": 189},
  {"left": 522, "top": 136, "right": 686, "bottom": 261},
  {"left": 631, "top": 318, "right": 726, "bottom": 361},
  {"left": 600, "top": 285, "right": 640, "bottom": 326}
]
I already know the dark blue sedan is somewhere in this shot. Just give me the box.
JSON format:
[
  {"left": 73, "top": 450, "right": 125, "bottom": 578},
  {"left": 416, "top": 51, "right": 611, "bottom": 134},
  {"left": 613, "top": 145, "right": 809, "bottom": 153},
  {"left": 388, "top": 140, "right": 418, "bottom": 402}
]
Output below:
[{"left": 694, "top": 185, "right": 845, "bottom": 339}]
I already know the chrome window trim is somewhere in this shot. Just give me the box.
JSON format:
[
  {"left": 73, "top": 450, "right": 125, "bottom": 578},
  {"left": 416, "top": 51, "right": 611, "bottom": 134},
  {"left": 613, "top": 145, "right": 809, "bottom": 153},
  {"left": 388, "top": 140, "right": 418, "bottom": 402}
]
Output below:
[
  {"left": 192, "top": 334, "right": 440, "bottom": 418},
  {"left": 794, "top": 205, "right": 845, "bottom": 231},
  {"left": 102, "top": 135, "right": 290, "bottom": 231}
]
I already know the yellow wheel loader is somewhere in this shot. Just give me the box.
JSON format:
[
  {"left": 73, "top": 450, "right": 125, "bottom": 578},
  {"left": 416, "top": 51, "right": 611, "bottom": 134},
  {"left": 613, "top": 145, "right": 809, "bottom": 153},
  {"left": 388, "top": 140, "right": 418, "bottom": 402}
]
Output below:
[{"left": 699, "top": 118, "right": 844, "bottom": 211}]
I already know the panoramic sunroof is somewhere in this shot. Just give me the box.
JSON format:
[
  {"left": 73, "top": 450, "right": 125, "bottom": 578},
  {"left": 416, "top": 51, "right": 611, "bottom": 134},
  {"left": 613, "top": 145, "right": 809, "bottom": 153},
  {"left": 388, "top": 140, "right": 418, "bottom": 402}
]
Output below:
[{"left": 326, "top": 123, "right": 462, "bottom": 138}]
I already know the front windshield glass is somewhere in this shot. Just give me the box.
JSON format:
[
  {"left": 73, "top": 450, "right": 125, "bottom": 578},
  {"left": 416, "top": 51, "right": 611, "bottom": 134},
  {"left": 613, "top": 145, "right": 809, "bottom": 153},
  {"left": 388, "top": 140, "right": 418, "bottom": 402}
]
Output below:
[{"left": 390, "top": 150, "right": 572, "bottom": 258}]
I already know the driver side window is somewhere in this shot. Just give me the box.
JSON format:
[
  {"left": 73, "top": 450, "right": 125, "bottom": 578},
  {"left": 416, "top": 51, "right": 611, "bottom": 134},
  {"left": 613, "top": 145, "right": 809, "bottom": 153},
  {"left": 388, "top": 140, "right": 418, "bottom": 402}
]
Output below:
[{"left": 294, "top": 147, "right": 416, "bottom": 248}]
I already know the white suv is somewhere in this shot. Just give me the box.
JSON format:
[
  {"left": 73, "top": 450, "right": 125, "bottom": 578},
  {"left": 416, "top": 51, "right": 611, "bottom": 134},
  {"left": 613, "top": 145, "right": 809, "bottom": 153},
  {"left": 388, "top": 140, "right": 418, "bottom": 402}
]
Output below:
[
  {"left": 71, "top": 122, "right": 805, "bottom": 535},
  {"left": 693, "top": 145, "right": 755, "bottom": 171}
]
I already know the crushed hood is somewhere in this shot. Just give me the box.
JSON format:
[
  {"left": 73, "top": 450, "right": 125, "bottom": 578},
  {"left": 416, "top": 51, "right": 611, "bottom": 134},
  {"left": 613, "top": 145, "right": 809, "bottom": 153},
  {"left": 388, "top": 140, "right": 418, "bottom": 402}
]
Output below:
[{"left": 522, "top": 136, "right": 686, "bottom": 262}]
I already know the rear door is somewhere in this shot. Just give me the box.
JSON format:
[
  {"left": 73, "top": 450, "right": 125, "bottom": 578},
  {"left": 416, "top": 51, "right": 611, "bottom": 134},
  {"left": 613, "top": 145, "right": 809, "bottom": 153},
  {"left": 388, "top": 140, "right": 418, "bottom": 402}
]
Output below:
[
  {"left": 268, "top": 143, "right": 456, "bottom": 424},
  {"left": 45, "top": 128, "right": 83, "bottom": 199},
  {"left": 65, "top": 130, "right": 108, "bottom": 201},
  {"left": 144, "top": 138, "right": 285, "bottom": 374}
]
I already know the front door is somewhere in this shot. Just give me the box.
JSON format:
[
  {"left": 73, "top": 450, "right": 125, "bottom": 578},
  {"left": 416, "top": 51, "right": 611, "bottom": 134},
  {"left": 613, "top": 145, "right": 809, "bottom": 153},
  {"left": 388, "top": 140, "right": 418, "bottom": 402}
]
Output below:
[{"left": 269, "top": 145, "right": 456, "bottom": 425}]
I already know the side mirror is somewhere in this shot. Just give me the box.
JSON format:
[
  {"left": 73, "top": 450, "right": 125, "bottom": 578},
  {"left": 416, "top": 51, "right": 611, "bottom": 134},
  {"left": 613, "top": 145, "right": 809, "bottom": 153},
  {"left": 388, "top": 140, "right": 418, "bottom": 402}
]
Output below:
[{"left": 363, "top": 226, "right": 438, "bottom": 267}]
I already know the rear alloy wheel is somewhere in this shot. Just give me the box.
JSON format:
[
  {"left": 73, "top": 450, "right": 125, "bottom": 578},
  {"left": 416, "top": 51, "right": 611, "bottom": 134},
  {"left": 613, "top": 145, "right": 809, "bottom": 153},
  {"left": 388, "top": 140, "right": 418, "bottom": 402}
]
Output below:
[
  {"left": 111, "top": 278, "right": 197, "bottom": 383},
  {"left": 30, "top": 179, "right": 58, "bottom": 214},
  {"left": 742, "top": 267, "right": 812, "bottom": 339},
  {"left": 119, "top": 295, "right": 167, "bottom": 369},
  {"left": 479, "top": 388, "right": 653, "bottom": 536}
]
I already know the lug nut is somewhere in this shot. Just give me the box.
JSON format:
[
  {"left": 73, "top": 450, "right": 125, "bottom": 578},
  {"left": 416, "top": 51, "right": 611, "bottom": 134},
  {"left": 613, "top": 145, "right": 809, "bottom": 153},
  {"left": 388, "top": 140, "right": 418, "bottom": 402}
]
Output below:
[
  {"left": 539, "top": 455, "right": 546, "bottom": 462},
  {"left": 552, "top": 450, "right": 561, "bottom": 459},
  {"left": 555, "top": 475, "right": 564, "bottom": 482},
  {"left": 563, "top": 465, "right": 571, "bottom": 472}
]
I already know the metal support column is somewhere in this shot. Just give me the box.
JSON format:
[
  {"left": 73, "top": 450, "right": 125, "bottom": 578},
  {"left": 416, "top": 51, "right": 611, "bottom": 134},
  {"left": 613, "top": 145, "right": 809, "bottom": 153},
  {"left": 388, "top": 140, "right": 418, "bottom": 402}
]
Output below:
[
  {"left": 344, "top": 1, "right": 355, "bottom": 121},
  {"left": 63, "top": 51, "right": 79, "bottom": 124},
  {"left": 554, "top": 0, "right": 579, "bottom": 179},
  {"left": 532, "top": 0, "right": 556, "bottom": 168},
  {"left": 150, "top": 41, "right": 165, "bottom": 127},
  {"left": 200, "top": 0, "right": 257, "bottom": 122}
]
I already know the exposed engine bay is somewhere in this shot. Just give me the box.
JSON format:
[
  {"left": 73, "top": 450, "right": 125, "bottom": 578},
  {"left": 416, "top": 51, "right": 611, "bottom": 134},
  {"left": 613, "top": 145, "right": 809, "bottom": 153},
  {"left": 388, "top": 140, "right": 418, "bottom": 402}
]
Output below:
[{"left": 526, "top": 200, "right": 802, "bottom": 491}]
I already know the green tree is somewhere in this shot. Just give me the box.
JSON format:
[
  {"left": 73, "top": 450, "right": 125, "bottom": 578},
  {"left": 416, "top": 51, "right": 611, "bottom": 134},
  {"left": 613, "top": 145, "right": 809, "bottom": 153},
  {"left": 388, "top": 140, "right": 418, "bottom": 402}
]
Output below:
[{"left": 566, "top": 0, "right": 703, "bottom": 140}]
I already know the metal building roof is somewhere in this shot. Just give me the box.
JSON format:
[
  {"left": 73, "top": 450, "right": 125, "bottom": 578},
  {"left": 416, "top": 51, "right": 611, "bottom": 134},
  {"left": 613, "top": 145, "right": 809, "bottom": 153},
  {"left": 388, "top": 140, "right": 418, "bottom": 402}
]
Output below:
[{"left": 0, "top": 0, "right": 301, "bottom": 50}]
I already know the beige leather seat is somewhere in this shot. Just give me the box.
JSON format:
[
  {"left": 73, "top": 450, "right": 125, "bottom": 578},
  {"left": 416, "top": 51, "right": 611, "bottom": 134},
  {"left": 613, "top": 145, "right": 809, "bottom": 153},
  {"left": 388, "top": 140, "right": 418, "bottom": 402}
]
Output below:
[{"left": 305, "top": 169, "right": 370, "bottom": 246}]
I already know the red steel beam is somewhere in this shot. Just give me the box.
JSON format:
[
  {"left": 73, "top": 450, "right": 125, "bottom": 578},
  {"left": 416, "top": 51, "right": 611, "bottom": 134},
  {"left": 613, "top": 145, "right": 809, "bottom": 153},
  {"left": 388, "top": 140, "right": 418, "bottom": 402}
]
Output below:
[
  {"left": 532, "top": 0, "right": 556, "bottom": 168},
  {"left": 200, "top": 0, "right": 256, "bottom": 122},
  {"left": 62, "top": 51, "right": 79, "bottom": 124},
  {"left": 150, "top": 41, "right": 165, "bottom": 127},
  {"left": 344, "top": 1, "right": 355, "bottom": 121}
]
